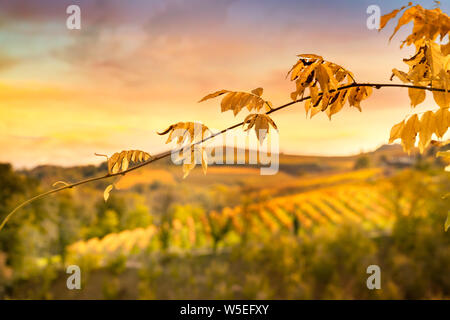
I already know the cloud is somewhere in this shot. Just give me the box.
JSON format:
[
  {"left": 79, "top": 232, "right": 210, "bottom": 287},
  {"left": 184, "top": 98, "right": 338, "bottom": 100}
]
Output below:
[
  {"left": 143, "top": 0, "right": 235, "bottom": 38},
  {"left": 0, "top": 52, "right": 19, "bottom": 71},
  {"left": 52, "top": 0, "right": 240, "bottom": 87},
  {"left": 0, "top": 0, "right": 136, "bottom": 26}
]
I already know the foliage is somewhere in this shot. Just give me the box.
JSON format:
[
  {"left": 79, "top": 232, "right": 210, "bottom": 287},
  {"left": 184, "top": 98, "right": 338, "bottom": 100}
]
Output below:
[
  {"left": 199, "top": 87, "right": 271, "bottom": 115},
  {"left": 381, "top": 4, "right": 450, "bottom": 154}
]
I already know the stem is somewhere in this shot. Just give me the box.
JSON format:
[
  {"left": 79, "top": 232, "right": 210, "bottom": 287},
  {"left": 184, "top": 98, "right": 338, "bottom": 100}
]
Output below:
[{"left": 1, "top": 82, "right": 448, "bottom": 231}]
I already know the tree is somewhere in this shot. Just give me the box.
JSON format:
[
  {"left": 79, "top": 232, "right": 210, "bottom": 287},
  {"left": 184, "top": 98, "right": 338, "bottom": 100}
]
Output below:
[{"left": 354, "top": 156, "right": 371, "bottom": 170}]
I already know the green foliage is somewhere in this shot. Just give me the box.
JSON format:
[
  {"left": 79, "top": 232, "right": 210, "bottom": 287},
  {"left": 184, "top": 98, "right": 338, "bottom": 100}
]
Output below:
[{"left": 354, "top": 155, "right": 370, "bottom": 170}]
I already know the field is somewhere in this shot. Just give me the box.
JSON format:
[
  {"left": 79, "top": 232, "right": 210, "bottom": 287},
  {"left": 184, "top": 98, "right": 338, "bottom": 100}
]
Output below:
[
  {"left": 1, "top": 145, "right": 449, "bottom": 299},
  {"left": 66, "top": 180, "right": 395, "bottom": 267}
]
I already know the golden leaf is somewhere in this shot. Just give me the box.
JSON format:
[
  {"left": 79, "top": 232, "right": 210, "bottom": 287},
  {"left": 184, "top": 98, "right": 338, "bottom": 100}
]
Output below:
[
  {"left": 379, "top": 3, "right": 412, "bottom": 30},
  {"left": 304, "top": 99, "right": 311, "bottom": 117},
  {"left": 182, "top": 161, "right": 196, "bottom": 179},
  {"left": 391, "top": 69, "right": 410, "bottom": 83},
  {"left": 201, "top": 148, "right": 208, "bottom": 175},
  {"left": 199, "top": 88, "right": 270, "bottom": 116},
  {"left": 221, "top": 92, "right": 236, "bottom": 112},
  {"left": 418, "top": 111, "right": 435, "bottom": 153},
  {"left": 387, "top": 5, "right": 417, "bottom": 42},
  {"left": 445, "top": 212, "right": 450, "bottom": 232},
  {"left": 389, "top": 120, "right": 405, "bottom": 144},
  {"left": 425, "top": 41, "right": 449, "bottom": 78},
  {"left": 408, "top": 88, "right": 426, "bottom": 107},
  {"left": 180, "top": 146, "right": 207, "bottom": 179},
  {"left": 287, "top": 60, "right": 304, "bottom": 81},
  {"left": 315, "top": 64, "right": 331, "bottom": 94},
  {"left": 251, "top": 87, "right": 264, "bottom": 97},
  {"left": 297, "top": 53, "right": 323, "bottom": 60},
  {"left": 433, "top": 87, "right": 450, "bottom": 109},
  {"left": 104, "top": 184, "right": 114, "bottom": 202},
  {"left": 401, "top": 114, "right": 420, "bottom": 154},
  {"left": 326, "top": 90, "right": 348, "bottom": 120},
  {"left": 198, "top": 89, "right": 229, "bottom": 102},
  {"left": 107, "top": 150, "right": 151, "bottom": 174},
  {"left": 158, "top": 122, "right": 211, "bottom": 146},
  {"left": 380, "top": 4, "right": 449, "bottom": 47},
  {"left": 309, "top": 85, "right": 320, "bottom": 106},
  {"left": 243, "top": 114, "right": 277, "bottom": 144},
  {"left": 52, "top": 181, "right": 70, "bottom": 188},
  {"left": 348, "top": 86, "right": 372, "bottom": 112},
  {"left": 434, "top": 108, "right": 450, "bottom": 137},
  {"left": 287, "top": 55, "right": 355, "bottom": 116}
]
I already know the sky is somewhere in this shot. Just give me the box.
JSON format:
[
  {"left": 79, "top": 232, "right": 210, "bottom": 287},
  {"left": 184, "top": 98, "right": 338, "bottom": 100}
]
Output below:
[{"left": 0, "top": 0, "right": 448, "bottom": 168}]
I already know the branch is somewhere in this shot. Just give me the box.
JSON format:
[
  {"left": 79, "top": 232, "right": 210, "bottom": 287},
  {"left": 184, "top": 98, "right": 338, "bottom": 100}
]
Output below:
[{"left": 1, "top": 82, "right": 448, "bottom": 231}]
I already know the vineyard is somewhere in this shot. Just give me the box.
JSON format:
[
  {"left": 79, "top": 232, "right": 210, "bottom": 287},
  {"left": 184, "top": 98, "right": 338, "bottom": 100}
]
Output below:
[{"left": 66, "top": 182, "right": 395, "bottom": 268}]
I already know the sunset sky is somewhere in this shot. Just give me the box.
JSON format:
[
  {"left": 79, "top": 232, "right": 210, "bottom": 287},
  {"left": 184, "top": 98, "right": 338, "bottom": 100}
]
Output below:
[{"left": 0, "top": 0, "right": 448, "bottom": 168}]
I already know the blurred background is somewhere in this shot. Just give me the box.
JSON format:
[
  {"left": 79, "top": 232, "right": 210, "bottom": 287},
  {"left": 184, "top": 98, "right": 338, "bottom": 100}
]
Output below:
[{"left": 0, "top": 0, "right": 449, "bottom": 299}]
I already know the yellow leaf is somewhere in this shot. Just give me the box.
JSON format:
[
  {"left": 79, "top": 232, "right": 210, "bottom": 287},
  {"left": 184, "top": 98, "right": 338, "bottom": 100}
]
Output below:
[
  {"left": 389, "top": 120, "right": 405, "bottom": 143},
  {"left": 297, "top": 53, "right": 323, "bottom": 60},
  {"left": 408, "top": 87, "right": 426, "bottom": 107},
  {"left": 391, "top": 69, "right": 410, "bottom": 83},
  {"left": 254, "top": 115, "right": 269, "bottom": 144},
  {"left": 326, "top": 90, "right": 347, "bottom": 119},
  {"left": 201, "top": 148, "right": 208, "bottom": 175},
  {"left": 243, "top": 114, "right": 277, "bottom": 144},
  {"left": 297, "top": 60, "right": 321, "bottom": 86},
  {"left": 304, "top": 99, "right": 311, "bottom": 117},
  {"left": 315, "top": 64, "right": 330, "bottom": 94},
  {"left": 403, "top": 47, "right": 426, "bottom": 67},
  {"left": 288, "top": 60, "right": 304, "bottom": 81},
  {"left": 182, "top": 148, "right": 196, "bottom": 179},
  {"left": 199, "top": 88, "right": 271, "bottom": 116},
  {"left": 445, "top": 212, "right": 450, "bottom": 232},
  {"left": 309, "top": 85, "right": 320, "bottom": 106},
  {"left": 122, "top": 156, "right": 129, "bottom": 172},
  {"left": 183, "top": 162, "right": 196, "bottom": 179},
  {"left": 290, "top": 91, "right": 298, "bottom": 101},
  {"left": 426, "top": 41, "right": 448, "bottom": 78},
  {"left": 198, "top": 89, "right": 229, "bottom": 102},
  {"left": 322, "top": 62, "right": 339, "bottom": 90},
  {"left": 380, "top": 7, "right": 403, "bottom": 30},
  {"left": 251, "top": 87, "right": 264, "bottom": 97},
  {"left": 433, "top": 89, "right": 450, "bottom": 109},
  {"left": 388, "top": 6, "right": 419, "bottom": 42},
  {"left": 418, "top": 111, "right": 435, "bottom": 153},
  {"left": 104, "top": 184, "right": 114, "bottom": 202},
  {"left": 107, "top": 150, "right": 152, "bottom": 174},
  {"left": 221, "top": 92, "right": 236, "bottom": 112},
  {"left": 401, "top": 114, "right": 420, "bottom": 154},
  {"left": 434, "top": 108, "right": 450, "bottom": 138},
  {"left": 52, "top": 181, "right": 70, "bottom": 188},
  {"left": 159, "top": 122, "right": 210, "bottom": 146}
]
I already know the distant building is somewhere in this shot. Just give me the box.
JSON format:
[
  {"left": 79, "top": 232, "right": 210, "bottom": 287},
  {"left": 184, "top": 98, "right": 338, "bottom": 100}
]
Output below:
[{"left": 382, "top": 156, "right": 415, "bottom": 168}]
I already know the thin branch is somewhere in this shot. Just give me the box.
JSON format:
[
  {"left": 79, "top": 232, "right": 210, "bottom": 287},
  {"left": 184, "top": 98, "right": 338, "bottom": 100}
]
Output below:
[{"left": 1, "top": 82, "right": 449, "bottom": 231}]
